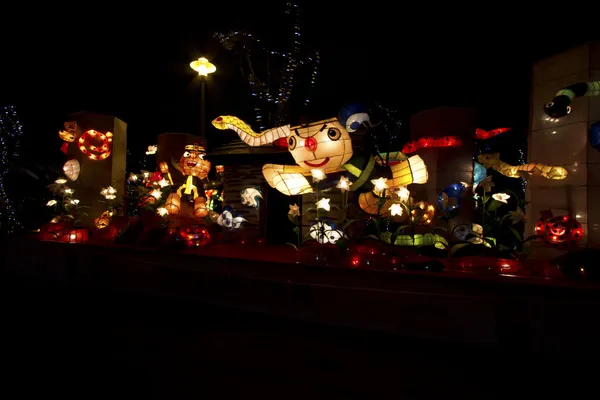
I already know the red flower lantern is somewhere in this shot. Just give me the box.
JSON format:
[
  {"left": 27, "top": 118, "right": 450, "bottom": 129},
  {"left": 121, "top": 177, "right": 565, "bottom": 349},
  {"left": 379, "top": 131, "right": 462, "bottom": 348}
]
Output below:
[{"left": 178, "top": 225, "right": 211, "bottom": 248}]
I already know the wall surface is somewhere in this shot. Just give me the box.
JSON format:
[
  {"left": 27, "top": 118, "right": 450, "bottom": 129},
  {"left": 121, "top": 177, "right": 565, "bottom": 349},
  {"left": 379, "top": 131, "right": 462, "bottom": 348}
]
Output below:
[{"left": 527, "top": 42, "right": 600, "bottom": 246}]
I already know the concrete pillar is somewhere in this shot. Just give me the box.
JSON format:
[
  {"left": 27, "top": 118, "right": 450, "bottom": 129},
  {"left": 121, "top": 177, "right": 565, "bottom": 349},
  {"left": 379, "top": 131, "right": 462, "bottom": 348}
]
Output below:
[
  {"left": 527, "top": 42, "right": 600, "bottom": 247},
  {"left": 66, "top": 111, "right": 127, "bottom": 227},
  {"left": 409, "top": 107, "right": 476, "bottom": 232}
]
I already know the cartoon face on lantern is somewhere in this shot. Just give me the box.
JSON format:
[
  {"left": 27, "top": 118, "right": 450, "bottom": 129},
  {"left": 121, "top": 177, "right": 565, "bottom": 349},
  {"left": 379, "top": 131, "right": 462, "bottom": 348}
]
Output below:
[
  {"left": 286, "top": 119, "right": 353, "bottom": 172},
  {"left": 180, "top": 144, "right": 210, "bottom": 178}
]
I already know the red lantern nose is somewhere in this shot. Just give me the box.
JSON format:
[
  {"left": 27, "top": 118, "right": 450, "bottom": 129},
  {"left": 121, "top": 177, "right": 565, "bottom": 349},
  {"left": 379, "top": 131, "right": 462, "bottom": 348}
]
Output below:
[{"left": 305, "top": 137, "right": 318, "bottom": 152}]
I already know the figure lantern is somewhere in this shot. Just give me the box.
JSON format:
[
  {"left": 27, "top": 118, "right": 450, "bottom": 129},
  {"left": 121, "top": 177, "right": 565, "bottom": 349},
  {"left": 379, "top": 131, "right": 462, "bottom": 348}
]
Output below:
[
  {"left": 478, "top": 153, "right": 568, "bottom": 180},
  {"left": 63, "top": 159, "right": 81, "bottom": 181},
  {"left": 544, "top": 80, "right": 600, "bottom": 119},
  {"left": 163, "top": 144, "right": 211, "bottom": 218},
  {"left": 212, "top": 115, "right": 429, "bottom": 214},
  {"left": 78, "top": 129, "right": 113, "bottom": 160},
  {"left": 535, "top": 214, "right": 583, "bottom": 247}
]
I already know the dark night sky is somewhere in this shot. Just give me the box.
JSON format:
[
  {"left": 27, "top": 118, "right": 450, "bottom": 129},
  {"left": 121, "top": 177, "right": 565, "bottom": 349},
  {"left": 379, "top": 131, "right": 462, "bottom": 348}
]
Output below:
[{"left": 1, "top": 3, "right": 597, "bottom": 163}]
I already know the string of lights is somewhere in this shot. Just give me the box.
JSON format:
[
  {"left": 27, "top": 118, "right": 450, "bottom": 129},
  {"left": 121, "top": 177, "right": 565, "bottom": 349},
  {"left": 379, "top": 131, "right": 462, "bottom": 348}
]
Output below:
[
  {"left": 213, "top": 2, "right": 319, "bottom": 128},
  {"left": 0, "top": 105, "right": 24, "bottom": 233}
]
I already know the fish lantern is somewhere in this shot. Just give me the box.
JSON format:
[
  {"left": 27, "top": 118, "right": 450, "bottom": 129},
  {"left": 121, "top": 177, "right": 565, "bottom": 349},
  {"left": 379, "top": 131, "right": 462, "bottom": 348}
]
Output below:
[
  {"left": 437, "top": 182, "right": 466, "bottom": 213},
  {"left": 94, "top": 210, "right": 112, "bottom": 229},
  {"left": 63, "top": 159, "right": 81, "bottom": 181},
  {"left": 241, "top": 187, "right": 263, "bottom": 208},
  {"left": 212, "top": 115, "right": 428, "bottom": 214},
  {"left": 163, "top": 144, "right": 211, "bottom": 218},
  {"left": 589, "top": 121, "right": 600, "bottom": 151}
]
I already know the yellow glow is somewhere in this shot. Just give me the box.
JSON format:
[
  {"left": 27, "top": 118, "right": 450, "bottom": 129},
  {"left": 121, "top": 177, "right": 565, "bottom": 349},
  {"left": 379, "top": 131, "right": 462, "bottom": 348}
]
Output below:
[
  {"left": 311, "top": 169, "right": 325, "bottom": 182},
  {"left": 389, "top": 155, "right": 428, "bottom": 187},
  {"left": 396, "top": 186, "right": 410, "bottom": 203},
  {"left": 389, "top": 203, "right": 403, "bottom": 217},
  {"left": 316, "top": 198, "right": 331, "bottom": 211},
  {"left": 478, "top": 153, "right": 567, "bottom": 180},
  {"left": 492, "top": 192, "right": 510, "bottom": 204},
  {"left": 55, "top": 178, "right": 67, "bottom": 184},
  {"left": 336, "top": 176, "right": 350, "bottom": 192},
  {"left": 371, "top": 177, "right": 389, "bottom": 196},
  {"left": 63, "top": 159, "right": 80, "bottom": 181},
  {"left": 190, "top": 57, "right": 216, "bottom": 76}
]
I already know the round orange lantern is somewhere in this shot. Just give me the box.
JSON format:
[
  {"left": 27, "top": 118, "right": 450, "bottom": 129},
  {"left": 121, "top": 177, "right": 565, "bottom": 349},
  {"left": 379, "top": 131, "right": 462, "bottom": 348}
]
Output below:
[
  {"left": 535, "top": 215, "right": 583, "bottom": 247},
  {"left": 78, "top": 129, "right": 113, "bottom": 160}
]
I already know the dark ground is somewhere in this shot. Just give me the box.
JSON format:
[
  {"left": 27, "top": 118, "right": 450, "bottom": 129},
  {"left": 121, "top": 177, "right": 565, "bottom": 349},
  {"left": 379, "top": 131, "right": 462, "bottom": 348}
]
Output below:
[{"left": 0, "top": 273, "right": 594, "bottom": 399}]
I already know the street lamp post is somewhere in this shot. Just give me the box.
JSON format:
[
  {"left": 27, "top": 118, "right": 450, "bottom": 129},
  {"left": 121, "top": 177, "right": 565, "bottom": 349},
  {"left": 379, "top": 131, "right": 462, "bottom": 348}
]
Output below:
[{"left": 190, "top": 57, "right": 216, "bottom": 141}]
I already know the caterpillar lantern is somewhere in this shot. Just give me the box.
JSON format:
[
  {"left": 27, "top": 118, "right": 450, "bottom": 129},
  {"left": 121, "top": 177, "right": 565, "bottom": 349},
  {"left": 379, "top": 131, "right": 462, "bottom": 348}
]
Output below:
[
  {"left": 212, "top": 114, "right": 429, "bottom": 214},
  {"left": 544, "top": 81, "right": 600, "bottom": 119}
]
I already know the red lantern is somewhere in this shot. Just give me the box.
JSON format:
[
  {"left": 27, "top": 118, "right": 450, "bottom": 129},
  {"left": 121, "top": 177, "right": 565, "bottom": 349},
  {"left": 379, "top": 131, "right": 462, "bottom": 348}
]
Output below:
[
  {"left": 41, "top": 221, "right": 70, "bottom": 241},
  {"left": 68, "top": 228, "right": 89, "bottom": 244},
  {"left": 178, "top": 225, "right": 211, "bottom": 248},
  {"left": 535, "top": 215, "right": 583, "bottom": 247}
]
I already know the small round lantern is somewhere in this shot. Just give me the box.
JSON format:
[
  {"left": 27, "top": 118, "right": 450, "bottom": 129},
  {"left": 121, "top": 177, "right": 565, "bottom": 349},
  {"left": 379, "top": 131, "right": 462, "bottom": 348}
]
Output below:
[
  {"left": 63, "top": 159, "right": 81, "bottom": 181},
  {"left": 165, "top": 194, "right": 181, "bottom": 215}
]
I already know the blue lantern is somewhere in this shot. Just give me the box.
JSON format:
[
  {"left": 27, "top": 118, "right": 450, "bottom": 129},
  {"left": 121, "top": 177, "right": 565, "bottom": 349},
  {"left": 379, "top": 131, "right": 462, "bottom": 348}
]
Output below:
[
  {"left": 589, "top": 121, "right": 600, "bottom": 151},
  {"left": 338, "top": 102, "right": 371, "bottom": 133},
  {"left": 473, "top": 161, "right": 487, "bottom": 188},
  {"left": 437, "top": 182, "right": 465, "bottom": 213}
]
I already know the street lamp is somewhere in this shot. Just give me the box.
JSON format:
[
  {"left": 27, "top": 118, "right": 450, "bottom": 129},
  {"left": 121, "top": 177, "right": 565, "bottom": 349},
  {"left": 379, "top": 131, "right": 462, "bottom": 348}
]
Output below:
[{"left": 190, "top": 57, "right": 216, "bottom": 140}]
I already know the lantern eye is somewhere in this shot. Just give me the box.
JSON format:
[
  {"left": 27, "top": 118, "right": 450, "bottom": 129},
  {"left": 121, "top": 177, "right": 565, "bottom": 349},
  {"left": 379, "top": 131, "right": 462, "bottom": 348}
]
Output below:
[
  {"left": 345, "top": 112, "right": 370, "bottom": 133},
  {"left": 566, "top": 106, "right": 572, "bottom": 114},
  {"left": 545, "top": 102, "right": 554, "bottom": 108},
  {"left": 183, "top": 151, "right": 191, "bottom": 158},
  {"left": 288, "top": 135, "right": 297, "bottom": 150},
  {"left": 327, "top": 128, "right": 341, "bottom": 141}
]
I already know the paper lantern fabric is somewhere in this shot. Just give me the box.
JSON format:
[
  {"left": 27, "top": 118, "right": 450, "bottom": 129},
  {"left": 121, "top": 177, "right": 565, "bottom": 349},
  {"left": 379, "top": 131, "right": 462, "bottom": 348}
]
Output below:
[
  {"left": 212, "top": 115, "right": 291, "bottom": 147},
  {"left": 437, "top": 183, "right": 465, "bottom": 213},
  {"left": 241, "top": 187, "right": 263, "bottom": 208},
  {"left": 544, "top": 81, "right": 600, "bottom": 118},
  {"left": 473, "top": 161, "right": 486, "bottom": 187},
  {"left": 389, "top": 155, "right": 428, "bottom": 187},
  {"left": 180, "top": 144, "right": 210, "bottom": 178},
  {"left": 589, "top": 121, "right": 600, "bottom": 151},
  {"left": 477, "top": 153, "right": 568, "bottom": 180},
  {"left": 309, "top": 220, "right": 345, "bottom": 244},
  {"left": 63, "top": 159, "right": 80, "bottom": 181},
  {"left": 337, "top": 102, "right": 371, "bottom": 132},
  {"left": 358, "top": 191, "right": 393, "bottom": 216}
]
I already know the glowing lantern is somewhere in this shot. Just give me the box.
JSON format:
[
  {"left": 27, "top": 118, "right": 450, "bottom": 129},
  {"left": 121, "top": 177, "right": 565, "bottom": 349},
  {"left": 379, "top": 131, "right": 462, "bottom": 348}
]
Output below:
[
  {"left": 309, "top": 221, "right": 345, "bottom": 244},
  {"left": 94, "top": 211, "right": 112, "bottom": 229},
  {"left": 63, "top": 159, "right": 81, "bottom": 181},
  {"left": 389, "top": 155, "right": 428, "bottom": 187},
  {"left": 68, "top": 228, "right": 88, "bottom": 243},
  {"left": 412, "top": 201, "right": 435, "bottom": 224},
  {"left": 78, "top": 129, "right": 113, "bottom": 160},
  {"left": 358, "top": 192, "right": 393, "bottom": 216},
  {"left": 165, "top": 193, "right": 181, "bottom": 215},
  {"left": 178, "top": 225, "right": 211, "bottom": 248},
  {"left": 535, "top": 214, "right": 583, "bottom": 247},
  {"left": 146, "top": 145, "right": 157, "bottom": 155}
]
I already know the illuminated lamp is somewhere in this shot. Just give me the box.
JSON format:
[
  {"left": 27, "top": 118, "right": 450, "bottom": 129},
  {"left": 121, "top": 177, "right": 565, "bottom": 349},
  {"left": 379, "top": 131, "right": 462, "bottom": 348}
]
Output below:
[
  {"left": 190, "top": 57, "right": 216, "bottom": 76},
  {"left": 358, "top": 192, "right": 393, "bottom": 215},
  {"left": 78, "top": 130, "right": 113, "bottom": 160},
  {"left": 589, "top": 121, "right": 600, "bottom": 151},
  {"left": 68, "top": 228, "right": 89, "bottom": 244},
  {"left": 412, "top": 201, "right": 435, "bottom": 224},
  {"left": 389, "top": 154, "right": 428, "bottom": 187},
  {"left": 63, "top": 159, "right": 80, "bottom": 181},
  {"left": 193, "top": 197, "right": 209, "bottom": 218}
]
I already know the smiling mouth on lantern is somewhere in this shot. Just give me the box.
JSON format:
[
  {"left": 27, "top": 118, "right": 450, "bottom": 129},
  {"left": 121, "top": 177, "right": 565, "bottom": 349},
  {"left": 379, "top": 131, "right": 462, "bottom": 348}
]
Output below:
[
  {"left": 304, "top": 157, "right": 330, "bottom": 167},
  {"left": 187, "top": 161, "right": 197, "bottom": 168}
]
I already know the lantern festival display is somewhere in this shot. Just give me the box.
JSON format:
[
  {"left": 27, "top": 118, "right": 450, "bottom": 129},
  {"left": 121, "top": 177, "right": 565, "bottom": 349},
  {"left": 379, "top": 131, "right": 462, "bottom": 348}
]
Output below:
[
  {"left": 58, "top": 121, "right": 78, "bottom": 142},
  {"left": 78, "top": 129, "right": 113, "bottom": 160},
  {"left": 437, "top": 182, "right": 466, "bottom": 213},
  {"left": 309, "top": 220, "right": 345, "bottom": 244},
  {"left": 217, "top": 206, "right": 247, "bottom": 230},
  {"left": 94, "top": 210, "right": 112, "bottom": 229},
  {"left": 241, "top": 187, "right": 263, "bottom": 208},
  {"left": 212, "top": 114, "right": 429, "bottom": 214},
  {"left": 544, "top": 80, "right": 600, "bottom": 119},
  {"left": 163, "top": 144, "right": 211, "bottom": 218},
  {"left": 477, "top": 153, "right": 568, "bottom": 180},
  {"left": 63, "top": 159, "right": 80, "bottom": 181},
  {"left": 535, "top": 214, "right": 584, "bottom": 247},
  {"left": 177, "top": 225, "right": 211, "bottom": 248},
  {"left": 401, "top": 128, "right": 512, "bottom": 154}
]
